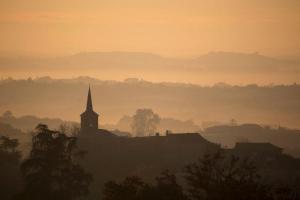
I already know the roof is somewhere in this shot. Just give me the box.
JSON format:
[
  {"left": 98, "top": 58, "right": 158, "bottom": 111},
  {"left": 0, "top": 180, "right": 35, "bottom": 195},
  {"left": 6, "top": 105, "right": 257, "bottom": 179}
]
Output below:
[
  {"left": 79, "top": 128, "right": 116, "bottom": 137},
  {"left": 235, "top": 142, "right": 282, "bottom": 150}
]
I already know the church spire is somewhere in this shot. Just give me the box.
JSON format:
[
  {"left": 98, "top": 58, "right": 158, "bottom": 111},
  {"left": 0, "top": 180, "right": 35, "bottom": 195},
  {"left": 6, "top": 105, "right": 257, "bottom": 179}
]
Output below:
[
  {"left": 81, "top": 85, "right": 99, "bottom": 131},
  {"left": 86, "top": 85, "right": 93, "bottom": 111}
]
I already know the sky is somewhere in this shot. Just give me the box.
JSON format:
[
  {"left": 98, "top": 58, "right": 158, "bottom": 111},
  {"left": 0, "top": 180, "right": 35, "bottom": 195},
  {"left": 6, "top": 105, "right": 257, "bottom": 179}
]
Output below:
[{"left": 0, "top": 0, "right": 300, "bottom": 57}]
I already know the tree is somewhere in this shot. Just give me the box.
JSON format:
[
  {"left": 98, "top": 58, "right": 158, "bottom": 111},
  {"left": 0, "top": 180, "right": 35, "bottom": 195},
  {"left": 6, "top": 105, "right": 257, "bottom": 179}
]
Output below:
[
  {"left": 58, "top": 123, "right": 80, "bottom": 136},
  {"left": 103, "top": 170, "right": 188, "bottom": 200},
  {"left": 131, "top": 109, "right": 160, "bottom": 137},
  {"left": 16, "top": 124, "right": 92, "bottom": 200},
  {"left": 2, "top": 110, "right": 14, "bottom": 119},
  {"left": 151, "top": 170, "right": 188, "bottom": 200},
  {"left": 104, "top": 176, "right": 146, "bottom": 200},
  {"left": 0, "top": 136, "right": 21, "bottom": 200},
  {"left": 184, "top": 151, "right": 272, "bottom": 200},
  {"left": 103, "top": 152, "right": 296, "bottom": 200}
]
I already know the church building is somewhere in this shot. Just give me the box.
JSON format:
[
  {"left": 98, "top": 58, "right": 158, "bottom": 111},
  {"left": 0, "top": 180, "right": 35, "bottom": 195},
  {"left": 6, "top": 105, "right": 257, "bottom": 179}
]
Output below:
[
  {"left": 81, "top": 86, "right": 99, "bottom": 131},
  {"left": 80, "top": 86, "right": 114, "bottom": 136}
]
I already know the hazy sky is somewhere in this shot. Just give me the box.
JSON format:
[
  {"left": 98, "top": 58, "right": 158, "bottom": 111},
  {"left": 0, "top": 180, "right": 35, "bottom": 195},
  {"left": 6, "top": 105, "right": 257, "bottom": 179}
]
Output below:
[{"left": 0, "top": 0, "right": 300, "bottom": 57}]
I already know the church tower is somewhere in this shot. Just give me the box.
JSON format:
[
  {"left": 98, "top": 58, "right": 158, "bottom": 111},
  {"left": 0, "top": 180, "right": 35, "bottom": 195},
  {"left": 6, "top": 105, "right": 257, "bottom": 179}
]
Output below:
[{"left": 80, "top": 86, "right": 99, "bottom": 131}]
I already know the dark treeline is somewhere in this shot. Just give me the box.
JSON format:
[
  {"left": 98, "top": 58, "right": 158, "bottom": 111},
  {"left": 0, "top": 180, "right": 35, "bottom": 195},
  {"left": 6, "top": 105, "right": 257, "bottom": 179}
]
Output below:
[
  {"left": 103, "top": 153, "right": 297, "bottom": 200},
  {"left": 1, "top": 124, "right": 300, "bottom": 200}
]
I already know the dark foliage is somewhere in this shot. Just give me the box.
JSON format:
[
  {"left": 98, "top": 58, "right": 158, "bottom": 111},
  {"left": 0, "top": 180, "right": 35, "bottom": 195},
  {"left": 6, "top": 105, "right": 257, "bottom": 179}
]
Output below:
[
  {"left": 15, "top": 124, "right": 92, "bottom": 200},
  {"left": 151, "top": 170, "right": 189, "bottom": 200},
  {"left": 104, "top": 151, "right": 298, "bottom": 200},
  {"left": 0, "top": 136, "right": 21, "bottom": 200},
  {"left": 103, "top": 170, "right": 188, "bottom": 200},
  {"left": 184, "top": 151, "right": 300, "bottom": 200},
  {"left": 104, "top": 176, "right": 146, "bottom": 200},
  {"left": 184, "top": 151, "right": 272, "bottom": 200}
]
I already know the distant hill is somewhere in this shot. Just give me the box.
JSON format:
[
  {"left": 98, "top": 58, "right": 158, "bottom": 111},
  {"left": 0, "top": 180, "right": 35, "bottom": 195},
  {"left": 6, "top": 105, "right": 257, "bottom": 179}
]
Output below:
[
  {"left": 0, "top": 51, "right": 172, "bottom": 70},
  {"left": 192, "top": 51, "right": 298, "bottom": 72},
  {"left": 1, "top": 51, "right": 299, "bottom": 71},
  {"left": 64, "top": 51, "right": 169, "bottom": 68},
  {"left": 0, "top": 78, "right": 300, "bottom": 129},
  {"left": 202, "top": 124, "right": 300, "bottom": 157},
  {"left": 0, "top": 111, "right": 76, "bottom": 132},
  {"left": 0, "top": 122, "right": 31, "bottom": 155},
  {"left": 0, "top": 122, "right": 24, "bottom": 138},
  {"left": 1, "top": 51, "right": 299, "bottom": 84}
]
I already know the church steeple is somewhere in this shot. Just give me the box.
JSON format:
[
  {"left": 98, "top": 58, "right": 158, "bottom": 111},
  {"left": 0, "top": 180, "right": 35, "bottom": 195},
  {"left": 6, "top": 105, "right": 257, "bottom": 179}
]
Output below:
[
  {"left": 86, "top": 85, "right": 93, "bottom": 111},
  {"left": 81, "top": 85, "right": 99, "bottom": 131}
]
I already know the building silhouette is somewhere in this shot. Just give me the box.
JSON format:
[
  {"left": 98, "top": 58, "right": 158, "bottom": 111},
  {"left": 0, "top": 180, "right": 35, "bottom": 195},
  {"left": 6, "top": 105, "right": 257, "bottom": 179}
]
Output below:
[
  {"left": 81, "top": 86, "right": 99, "bottom": 131},
  {"left": 77, "top": 86, "right": 291, "bottom": 199},
  {"left": 80, "top": 86, "right": 114, "bottom": 137}
]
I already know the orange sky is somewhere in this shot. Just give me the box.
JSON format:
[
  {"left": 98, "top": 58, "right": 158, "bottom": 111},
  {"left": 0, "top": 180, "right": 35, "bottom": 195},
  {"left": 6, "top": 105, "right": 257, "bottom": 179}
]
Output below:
[{"left": 0, "top": 0, "right": 300, "bottom": 57}]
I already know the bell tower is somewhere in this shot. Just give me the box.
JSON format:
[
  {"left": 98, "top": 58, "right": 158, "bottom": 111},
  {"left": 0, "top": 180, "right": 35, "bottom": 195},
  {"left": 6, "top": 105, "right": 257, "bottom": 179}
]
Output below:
[{"left": 80, "top": 86, "right": 99, "bottom": 131}]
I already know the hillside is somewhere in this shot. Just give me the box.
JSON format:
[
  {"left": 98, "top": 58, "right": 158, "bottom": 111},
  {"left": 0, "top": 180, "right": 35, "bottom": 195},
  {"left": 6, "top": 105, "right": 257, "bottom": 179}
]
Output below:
[
  {"left": 0, "top": 78, "right": 299, "bottom": 129},
  {"left": 1, "top": 51, "right": 299, "bottom": 84},
  {"left": 202, "top": 124, "right": 300, "bottom": 157},
  {"left": 0, "top": 111, "right": 75, "bottom": 132}
]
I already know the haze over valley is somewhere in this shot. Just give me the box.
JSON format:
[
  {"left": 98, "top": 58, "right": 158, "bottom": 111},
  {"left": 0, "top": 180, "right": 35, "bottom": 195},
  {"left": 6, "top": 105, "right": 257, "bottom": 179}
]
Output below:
[
  {"left": 1, "top": 1, "right": 300, "bottom": 199},
  {"left": 0, "top": 76, "right": 299, "bottom": 129},
  {"left": 1, "top": 51, "right": 300, "bottom": 85}
]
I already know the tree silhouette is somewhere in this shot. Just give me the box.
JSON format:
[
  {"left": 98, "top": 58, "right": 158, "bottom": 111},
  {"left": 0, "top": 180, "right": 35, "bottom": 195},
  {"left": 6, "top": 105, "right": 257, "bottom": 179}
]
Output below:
[
  {"left": 150, "top": 170, "right": 188, "bottom": 200},
  {"left": 0, "top": 136, "right": 21, "bottom": 200},
  {"left": 184, "top": 151, "right": 272, "bottom": 200},
  {"left": 103, "top": 170, "right": 188, "bottom": 200},
  {"left": 103, "top": 151, "right": 297, "bottom": 200},
  {"left": 16, "top": 124, "right": 92, "bottom": 200},
  {"left": 104, "top": 176, "right": 146, "bottom": 200},
  {"left": 131, "top": 109, "right": 160, "bottom": 137}
]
